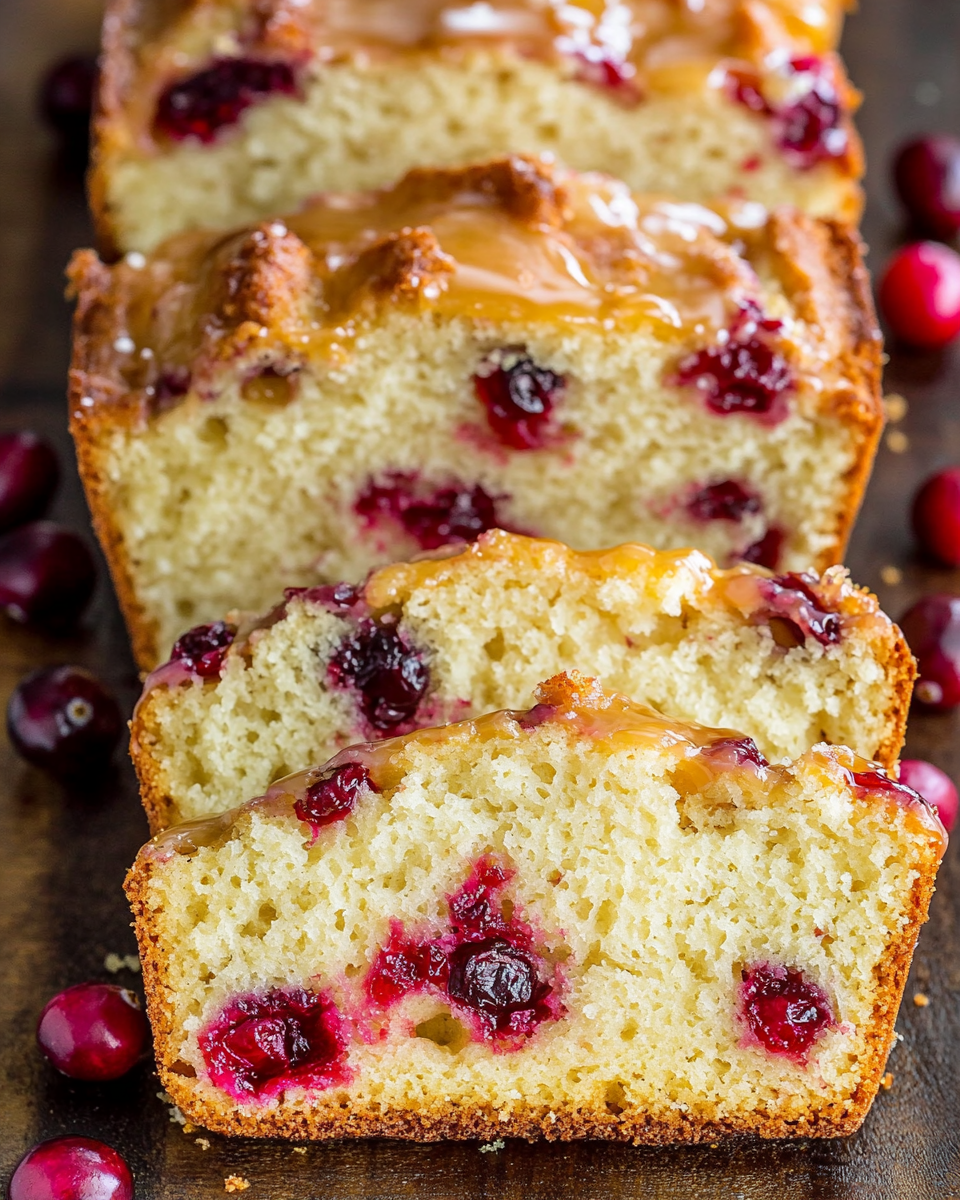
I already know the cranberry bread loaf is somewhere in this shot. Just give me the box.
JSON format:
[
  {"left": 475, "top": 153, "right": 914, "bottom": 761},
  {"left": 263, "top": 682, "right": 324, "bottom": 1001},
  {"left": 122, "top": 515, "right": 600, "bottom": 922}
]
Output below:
[
  {"left": 126, "top": 672, "right": 944, "bottom": 1143},
  {"left": 92, "top": 0, "right": 863, "bottom": 254},
  {"left": 131, "top": 532, "right": 913, "bottom": 833},
  {"left": 70, "top": 159, "right": 883, "bottom": 669}
]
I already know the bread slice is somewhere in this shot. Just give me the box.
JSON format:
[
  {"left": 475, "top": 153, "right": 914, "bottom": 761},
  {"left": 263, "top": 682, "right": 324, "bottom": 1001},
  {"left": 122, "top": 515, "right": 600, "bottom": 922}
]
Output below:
[
  {"left": 69, "top": 158, "right": 883, "bottom": 670},
  {"left": 131, "top": 532, "right": 914, "bottom": 833},
  {"left": 91, "top": 0, "right": 863, "bottom": 254},
  {"left": 126, "top": 671, "right": 944, "bottom": 1144}
]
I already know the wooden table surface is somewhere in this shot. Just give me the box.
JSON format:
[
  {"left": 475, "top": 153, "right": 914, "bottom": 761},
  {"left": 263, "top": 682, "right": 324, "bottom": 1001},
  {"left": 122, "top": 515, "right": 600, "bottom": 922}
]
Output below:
[{"left": 2, "top": 2, "right": 960, "bottom": 1196}]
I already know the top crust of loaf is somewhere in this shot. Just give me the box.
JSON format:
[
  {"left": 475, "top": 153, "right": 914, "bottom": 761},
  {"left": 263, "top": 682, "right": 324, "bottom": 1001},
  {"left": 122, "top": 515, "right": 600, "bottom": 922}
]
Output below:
[{"left": 69, "top": 156, "right": 881, "bottom": 433}]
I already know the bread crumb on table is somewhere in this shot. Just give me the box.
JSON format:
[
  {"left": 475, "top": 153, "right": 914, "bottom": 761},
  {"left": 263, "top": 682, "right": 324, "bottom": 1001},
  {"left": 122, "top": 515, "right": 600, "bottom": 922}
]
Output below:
[
  {"left": 224, "top": 1177, "right": 250, "bottom": 1192},
  {"left": 291, "top": 1147, "right": 308, "bottom": 1155},
  {"left": 479, "top": 1139, "right": 505, "bottom": 1154},
  {"left": 880, "top": 1072, "right": 894, "bottom": 1091},
  {"left": 103, "top": 952, "right": 141, "bottom": 974},
  {"left": 886, "top": 430, "right": 909, "bottom": 454},
  {"left": 883, "top": 394, "right": 908, "bottom": 423},
  {"left": 879, "top": 565, "right": 903, "bottom": 587},
  {"left": 914, "top": 992, "right": 930, "bottom": 1007},
  {"left": 195, "top": 1138, "right": 210, "bottom": 1150}
]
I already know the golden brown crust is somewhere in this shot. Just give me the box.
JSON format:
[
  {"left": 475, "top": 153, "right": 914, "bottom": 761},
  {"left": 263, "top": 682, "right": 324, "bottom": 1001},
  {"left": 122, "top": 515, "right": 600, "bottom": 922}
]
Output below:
[{"left": 125, "top": 780, "right": 942, "bottom": 1144}]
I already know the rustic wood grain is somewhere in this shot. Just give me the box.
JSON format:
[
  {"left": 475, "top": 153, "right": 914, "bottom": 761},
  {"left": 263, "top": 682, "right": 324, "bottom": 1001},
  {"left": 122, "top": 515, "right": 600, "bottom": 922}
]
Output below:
[{"left": 2, "top": 0, "right": 960, "bottom": 1195}]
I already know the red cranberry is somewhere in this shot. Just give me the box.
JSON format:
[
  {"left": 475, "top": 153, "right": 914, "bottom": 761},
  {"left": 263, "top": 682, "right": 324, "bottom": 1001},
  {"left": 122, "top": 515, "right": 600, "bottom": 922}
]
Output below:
[
  {"left": 37, "top": 983, "right": 147, "bottom": 1081},
  {"left": 367, "top": 925, "right": 449, "bottom": 1008},
  {"left": 879, "top": 242, "right": 960, "bottom": 349},
  {"left": 756, "top": 573, "right": 841, "bottom": 648},
  {"left": 912, "top": 467, "right": 960, "bottom": 565},
  {"left": 356, "top": 474, "right": 506, "bottom": 551},
  {"left": 686, "top": 480, "right": 761, "bottom": 523},
  {"left": 169, "top": 620, "right": 237, "bottom": 678},
  {"left": 9, "top": 1137, "right": 132, "bottom": 1200},
  {"left": 894, "top": 136, "right": 960, "bottom": 240},
  {"left": 739, "top": 526, "right": 785, "bottom": 570},
  {"left": 446, "top": 939, "right": 549, "bottom": 1036},
  {"left": 473, "top": 350, "right": 565, "bottom": 449},
  {"left": 7, "top": 666, "right": 123, "bottom": 780},
  {"left": 703, "top": 737, "right": 769, "bottom": 771},
  {"left": 671, "top": 312, "right": 793, "bottom": 424},
  {"left": 199, "top": 986, "right": 349, "bottom": 1100},
  {"left": 739, "top": 963, "right": 835, "bottom": 1061},
  {"left": 0, "top": 432, "right": 59, "bottom": 534},
  {"left": 775, "top": 57, "right": 846, "bottom": 168},
  {"left": 0, "top": 522, "right": 95, "bottom": 630},
  {"left": 447, "top": 858, "right": 511, "bottom": 939},
  {"left": 155, "top": 58, "right": 297, "bottom": 143},
  {"left": 898, "top": 759, "right": 958, "bottom": 831},
  {"left": 328, "top": 619, "right": 429, "bottom": 731},
  {"left": 39, "top": 55, "right": 97, "bottom": 144},
  {"left": 900, "top": 594, "right": 960, "bottom": 710},
  {"left": 294, "top": 761, "right": 379, "bottom": 839}
]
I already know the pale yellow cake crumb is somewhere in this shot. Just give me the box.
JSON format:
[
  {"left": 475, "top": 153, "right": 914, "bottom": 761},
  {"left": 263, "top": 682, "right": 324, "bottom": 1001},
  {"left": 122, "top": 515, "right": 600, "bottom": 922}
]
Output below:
[
  {"left": 224, "top": 1177, "right": 250, "bottom": 1193},
  {"left": 886, "top": 431, "right": 909, "bottom": 454},
  {"left": 103, "top": 952, "right": 141, "bottom": 974},
  {"left": 913, "top": 992, "right": 930, "bottom": 1007},
  {"left": 880, "top": 565, "right": 903, "bottom": 587},
  {"left": 196, "top": 1138, "right": 211, "bottom": 1150},
  {"left": 880, "top": 1072, "right": 894, "bottom": 1090},
  {"left": 883, "top": 394, "right": 908, "bottom": 423},
  {"left": 479, "top": 1139, "right": 505, "bottom": 1154}
]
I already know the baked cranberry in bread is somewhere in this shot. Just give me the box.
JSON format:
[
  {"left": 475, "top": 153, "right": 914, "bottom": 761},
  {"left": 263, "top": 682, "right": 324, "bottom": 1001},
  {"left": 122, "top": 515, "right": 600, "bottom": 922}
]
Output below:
[
  {"left": 69, "top": 159, "right": 882, "bottom": 670},
  {"left": 130, "top": 532, "right": 913, "bottom": 832},
  {"left": 91, "top": 0, "right": 863, "bottom": 253},
  {"left": 126, "top": 672, "right": 944, "bottom": 1143}
]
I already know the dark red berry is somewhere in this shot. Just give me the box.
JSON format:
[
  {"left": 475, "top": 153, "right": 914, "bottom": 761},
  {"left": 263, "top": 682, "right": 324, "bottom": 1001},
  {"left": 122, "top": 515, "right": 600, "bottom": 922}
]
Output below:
[
  {"left": 739, "top": 526, "right": 785, "bottom": 570},
  {"left": 356, "top": 473, "right": 506, "bottom": 550},
  {"left": 0, "top": 432, "right": 59, "bottom": 533},
  {"left": 848, "top": 767, "right": 930, "bottom": 809},
  {"left": 155, "top": 58, "right": 297, "bottom": 143},
  {"left": 703, "top": 737, "right": 769, "bottom": 771},
  {"left": 775, "top": 57, "right": 846, "bottom": 168},
  {"left": 39, "top": 55, "right": 97, "bottom": 140},
  {"left": 473, "top": 350, "right": 565, "bottom": 449},
  {"left": 894, "top": 136, "right": 960, "bottom": 240},
  {"left": 367, "top": 926, "right": 449, "bottom": 1008},
  {"left": 37, "top": 983, "right": 148, "bottom": 1081},
  {"left": 199, "top": 986, "right": 349, "bottom": 1100},
  {"left": 879, "top": 242, "right": 960, "bottom": 349},
  {"left": 0, "top": 521, "right": 95, "bottom": 630},
  {"left": 739, "top": 963, "right": 835, "bottom": 1061},
  {"left": 169, "top": 620, "right": 237, "bottom": 678},
  {"left": 898, "top": 759, "right": 958, "bottom": 831},
  {"left": 7, "top": 666, "right": 123, "bottom": 780},
  {"left": 671, "top": 329, "right": 793, "bottom": 424},
  {"left": 900, "top": 595, "right": 960, "bottom": 711},
  {"left": 295, "top": 761, "right": 379, "bottom": 839},
  {"left": 686, "top": 480, "right": 761, "bottom": 523},
  {"left": 9, "top": 1137, "right": 132, "bottom": 1200},
  {"left": 328, "top": 618, "right": 429, "bottom": 731},
  {"left": 755, "top": 573, "right": 841, "bottom": 648},
  {"left": 913, "top": 467, "right": 960, "bottom": 565},
  {"left": 447, "top": 858, "right": 511, "bottom": 940},
  {"left": 446, "top": 939, "right": 548, "bottom": 1035}
]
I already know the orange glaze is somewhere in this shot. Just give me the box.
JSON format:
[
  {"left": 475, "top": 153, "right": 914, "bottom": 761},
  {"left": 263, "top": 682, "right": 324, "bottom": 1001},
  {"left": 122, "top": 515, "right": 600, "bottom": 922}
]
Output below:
[
  {"left": 116, "top": 1, "right": 847, "bottom": 154},
  {"left": 93, "top": 160, "right": 766, "bottom": 401}
]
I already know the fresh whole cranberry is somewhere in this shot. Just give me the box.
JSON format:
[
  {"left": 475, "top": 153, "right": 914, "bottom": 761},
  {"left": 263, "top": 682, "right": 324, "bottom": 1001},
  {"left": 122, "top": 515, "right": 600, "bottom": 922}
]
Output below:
[
  {"left": 329, "top": 619, "right": 429, "bottom": 731},
  {"left": 686, "top": 480, "right": 761, "bottom": 524},
  {"left": 894, "top": 136, "right": 960, "bottom": 240},
  {"left": 37, "top": 982, "right": 148, "bottom": 1081},
  {"left": 900, "top": 595, "right": 960, "bottom": 710},
  {"left": 0, "top": 521, "right": 95, "bottom": 630},
  {"left": 775, "top": 57, "right": 846, "bottom": 168},
  {"left": 7, "top": 666, "right": 123, "bottom": 779},
  {"left": 9, "top": 1137, "right": 133, "bottom": 1200},
  {"left": 295, "top": 761, "right": 379, "bottom": 840},
  {"left": 0, "top": 432, "right": 59, "bottom": 533},
  {"left": 739, "top": 962, "right": 835, "bottom": 1061},
  {"left": 879, "top": 242, "right": 960, "bottom": 349},
  {"left": 897, "top": 759, "right": 959, "bottom": 831},
  {"left": 473, "top": 350, "right": 566, "bottom": 449},
  {"left": 155, "top": 58, "right": 297, "bottom": 143},
  {"left": 39, "top": 55, "right": 97, "bottom": 144},
  {"left": 169, "top": 620, "right": 237, "bottom": 678},
  {"left": 199, "top": 986, "right": 349, "bottom": 1100},
  {"left": 912, "top": 467, "right": 960, "bottom": 565}
]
